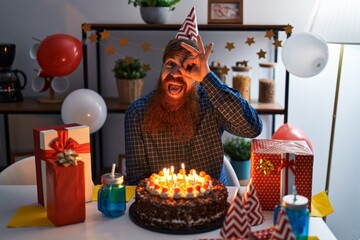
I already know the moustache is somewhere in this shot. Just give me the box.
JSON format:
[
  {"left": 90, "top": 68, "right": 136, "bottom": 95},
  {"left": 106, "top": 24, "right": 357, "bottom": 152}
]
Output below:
[{"left": 163, "top": 74, "right": 185, "bottom": 85}]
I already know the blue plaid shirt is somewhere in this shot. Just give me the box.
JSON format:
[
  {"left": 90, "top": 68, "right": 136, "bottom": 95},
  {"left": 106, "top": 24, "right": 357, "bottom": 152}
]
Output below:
[{"left": 125, "top": 72, "right": 262, "bottom": 185}]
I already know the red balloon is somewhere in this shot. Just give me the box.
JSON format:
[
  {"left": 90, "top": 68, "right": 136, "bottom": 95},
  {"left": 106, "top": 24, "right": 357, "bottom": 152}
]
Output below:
[
  {"left": 272, "top": 123, "right": 313, "bottom": 151},
  {"left": 37, "top": 34, "right": 82, "bottom": 77}
]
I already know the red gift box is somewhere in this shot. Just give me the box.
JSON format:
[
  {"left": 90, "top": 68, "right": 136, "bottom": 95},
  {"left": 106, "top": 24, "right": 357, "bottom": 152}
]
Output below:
[
  {"left": 251, "top": 139, "right": 313, "bottom": 210},
  {"left": 33, "top": 124, "right": 92, "bottom": 206},
  {"left": 46, "top": 160, "right": 85, "bottom": 226}
]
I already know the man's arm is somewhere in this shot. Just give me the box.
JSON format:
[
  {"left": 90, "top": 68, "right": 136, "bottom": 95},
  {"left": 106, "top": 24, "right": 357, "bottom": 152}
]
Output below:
[
  {"left": 202, "top": 71, "right": 263, "bottom": 138},
  {"left": 124, "top": 104, "right": 149, "bottom": 185}
]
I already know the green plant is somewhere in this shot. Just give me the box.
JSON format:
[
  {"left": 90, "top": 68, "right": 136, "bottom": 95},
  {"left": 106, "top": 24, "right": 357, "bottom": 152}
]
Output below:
[
  {"left": 223, "top": 137, "right": 251, "bottom": 161},
  {"left": 128, "top": 0, "right": 181, "bottom": 11},
  {"left": 112, "top": 58, "right": 147, "bottom": 80}
]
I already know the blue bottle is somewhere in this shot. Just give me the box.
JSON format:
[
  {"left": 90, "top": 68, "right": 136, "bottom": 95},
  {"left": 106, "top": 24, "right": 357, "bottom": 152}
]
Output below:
[
  {"left": 98, "top": 172, "right": 126, "bottom": 218},
  {"left": 282, "top": 194, "right": 309, "bottom": 240}
]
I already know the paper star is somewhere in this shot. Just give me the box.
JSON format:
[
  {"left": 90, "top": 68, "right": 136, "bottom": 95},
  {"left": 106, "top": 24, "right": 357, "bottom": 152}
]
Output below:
[
  {"left": 88, "top": 33, "right": 97, "bottom": 43},
  {"left": 221, "top": 65, "right": 230, "bottom": 75},
  {"left": 257, "top": 49, "right": 267, "bottom": 59},
  {"left": 273, "top": 39, "right": 282, "bottom": 48},
  {"left": 225, "top": 42, "right": 235, "bottom": 51},
  {"left": 125, "top": 55, "right": 133, "bottom": 65},
  {"left": 142, "top": 42, "right": 151, "bottom": 52},
  {"left": 265, "top": 30, "right": 275, "bottom": 40},
  {"left": 239, "top": 60, "right": 249, "bottom": 67},
  {"left": 284, "top": 24, "right": 294, "bottom": 35},
  {"left": 119, "top": 37, "right": 128, "bottom": 46},
  {"left": 105, "top": 45, "right": 115, "bottom": 55},
  {"left": 143, "top": 64, "right": 151, "bottom": 72},
  {"left": 82, "top": 23, "right": 92, "bottom": 33},
  {"left": 245, "top": 37, "right": 255, "bottom": 46},
  {"left": 100, "top": 30, "right": 110, "bottom": 40}
]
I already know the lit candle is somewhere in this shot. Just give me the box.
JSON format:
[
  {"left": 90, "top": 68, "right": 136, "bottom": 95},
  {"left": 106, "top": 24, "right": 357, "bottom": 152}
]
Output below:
[
  {"left": 181, "top": 163, "right": 185, "bottom": 174},
  {"left": 173, "top": 174, "right": 177, "bottom": 187},
  {"left": 170, "top": 165, "right": 174, "bottom": 175}
]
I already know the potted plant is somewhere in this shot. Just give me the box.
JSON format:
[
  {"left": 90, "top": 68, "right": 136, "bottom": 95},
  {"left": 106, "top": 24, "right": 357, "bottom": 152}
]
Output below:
[
  {"left": 128, "top": 0, "right": 181, "bottom": 24},
  {"left": 112, "top": 57, "right": 147, "bottom": 104},
  {"left": 223, "top": 137, "right": 251, "bottom": 180}
]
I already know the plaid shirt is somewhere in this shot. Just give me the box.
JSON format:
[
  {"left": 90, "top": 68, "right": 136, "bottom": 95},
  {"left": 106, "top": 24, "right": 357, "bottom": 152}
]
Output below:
[{"left": 125, "top": 72, "right": 262, "bottom": 185}]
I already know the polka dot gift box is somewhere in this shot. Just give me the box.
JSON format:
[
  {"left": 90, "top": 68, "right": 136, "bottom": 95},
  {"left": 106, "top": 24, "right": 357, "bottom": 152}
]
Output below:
[{"left": 250, "top": 139, "right": 313, "bottom": 210}]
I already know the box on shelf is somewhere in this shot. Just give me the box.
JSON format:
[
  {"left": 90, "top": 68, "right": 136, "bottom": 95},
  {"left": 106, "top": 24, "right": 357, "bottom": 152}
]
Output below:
[
  {"left": 251, "top": 139, "right": 313, "bottom": 210},
  {"left": 33, "top": 124, "right": 92, "bottom": 206}
]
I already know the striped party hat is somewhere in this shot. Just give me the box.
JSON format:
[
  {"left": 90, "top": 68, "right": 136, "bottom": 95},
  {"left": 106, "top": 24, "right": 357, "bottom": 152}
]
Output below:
[{"left": 175, "top": 7, "right": 198, "bottom": 41}]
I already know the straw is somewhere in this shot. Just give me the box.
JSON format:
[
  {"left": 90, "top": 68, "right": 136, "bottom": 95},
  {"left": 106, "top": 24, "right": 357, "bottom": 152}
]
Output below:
[
  {"left": 110, "top": 163, "right": 116, "bottom": 178},
  {"left": 293, "top": 185, "right": 297, "bottom": 202}
]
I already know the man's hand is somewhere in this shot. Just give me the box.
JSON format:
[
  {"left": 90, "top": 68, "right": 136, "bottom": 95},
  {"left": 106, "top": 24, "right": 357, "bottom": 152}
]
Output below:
[{"left": 179, "top": 35, "right": 213, "bottom": 82}]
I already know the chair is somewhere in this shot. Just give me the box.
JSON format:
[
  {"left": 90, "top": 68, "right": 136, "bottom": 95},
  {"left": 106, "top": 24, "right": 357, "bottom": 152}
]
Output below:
[
  {"left": 223, "top": 155, "right": 241, "bottom": 189},
  {"left": 0, "top": 156, "right": 36, "bottom": 185}
]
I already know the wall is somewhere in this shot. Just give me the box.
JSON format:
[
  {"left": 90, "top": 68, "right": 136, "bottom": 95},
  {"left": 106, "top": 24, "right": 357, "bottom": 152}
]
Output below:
[{"left": 0, "top": 0, "right": 359, "bottom": 239}]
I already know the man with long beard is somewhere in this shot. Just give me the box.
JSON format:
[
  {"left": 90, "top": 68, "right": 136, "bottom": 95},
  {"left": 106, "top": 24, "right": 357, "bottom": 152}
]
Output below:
[{"left": 125, "top": 9, "right": 262, "bottom": 186}]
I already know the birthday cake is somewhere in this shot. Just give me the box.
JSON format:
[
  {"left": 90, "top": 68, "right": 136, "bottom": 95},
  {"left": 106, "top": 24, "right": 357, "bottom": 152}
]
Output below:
[{"left": 132, "top": 167, "right": 229, "bottom": 231}]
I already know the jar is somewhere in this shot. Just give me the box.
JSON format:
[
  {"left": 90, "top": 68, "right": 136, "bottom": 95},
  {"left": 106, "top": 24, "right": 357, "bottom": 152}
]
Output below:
[
  {"left": 210, "top": 61, "right": 226, "bottom": 83},
  {"left": 258, "top": 62, "right": 276, "bottom": 103},
  {"left": 98, "top": 172, "right": 126, "bottom": 218},
  {"left": 232, "top": 62, "right": 252, "bottom": 102},
  {"left": 282, "top": 194, "right": 309, "bottom": 239}
]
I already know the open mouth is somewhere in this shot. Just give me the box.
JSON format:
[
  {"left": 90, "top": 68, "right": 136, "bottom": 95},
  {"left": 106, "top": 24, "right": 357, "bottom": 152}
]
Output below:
[{"left": 168, "top": 83, "right": 184, "bottom": 95}]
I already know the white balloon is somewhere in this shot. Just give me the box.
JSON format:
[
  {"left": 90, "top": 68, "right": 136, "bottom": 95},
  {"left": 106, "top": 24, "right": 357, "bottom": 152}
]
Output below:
[
  {"left": 61, "top": 89, "right": 107, "bottom": 133},
  {"left": 282, "top": 32, "right": 329, "bottom": 78}
]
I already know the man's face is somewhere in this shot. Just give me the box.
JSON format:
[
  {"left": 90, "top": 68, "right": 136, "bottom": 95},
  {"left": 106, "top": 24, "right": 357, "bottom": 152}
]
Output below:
[{"left": 160, "top": 54, "right": 196, "bottom": 101}]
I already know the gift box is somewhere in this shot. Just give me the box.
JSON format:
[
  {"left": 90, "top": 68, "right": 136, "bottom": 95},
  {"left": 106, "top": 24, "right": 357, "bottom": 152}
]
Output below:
[
  {"left": 46, "top": 160, "right": 85, "bottom": 226},
  {"left": 251, "top": 139, "right": 313, "bottom": 210},
  {"left": 33, "top": 124, "right": 92, "bottom": 206}
]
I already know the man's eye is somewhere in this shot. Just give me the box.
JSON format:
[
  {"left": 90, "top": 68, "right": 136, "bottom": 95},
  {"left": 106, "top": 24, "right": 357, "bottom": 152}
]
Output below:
[{"left": 165, "top": 61, "right": 176, "bottom": 67}]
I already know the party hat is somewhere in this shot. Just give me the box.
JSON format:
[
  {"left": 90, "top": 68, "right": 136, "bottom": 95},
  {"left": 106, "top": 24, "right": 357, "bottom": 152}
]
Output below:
[
  {"left": 175, "top": 7, "right": 198, "bottom": 41},
  {"left": 271, "top": 209, "right": 296, "bottom": 240},
  {"left": 242, "top": 178, "right": 264, "bottom": 226},
  {"left": 220, "top": 189, "right": 251, "bottom": 239}
]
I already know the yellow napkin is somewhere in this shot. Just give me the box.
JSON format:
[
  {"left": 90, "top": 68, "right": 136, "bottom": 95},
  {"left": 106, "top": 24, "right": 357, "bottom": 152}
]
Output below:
[
  {"left": 310, "top": 191, "right": 334, "bottom": 217},
  {"left": 7, "top": 205, "right": 54, "bottom": 227},
  {"left": 92, "top": 185, "right": 136, "bottom": 202}
]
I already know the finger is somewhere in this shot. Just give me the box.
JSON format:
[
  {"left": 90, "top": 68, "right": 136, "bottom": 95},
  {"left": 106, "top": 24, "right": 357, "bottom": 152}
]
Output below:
[
  {"left": 204, "top": 42, "right": 214, "bottom": 60},
  {"left": 182, "top": 56, "right": 196, "bottom": 70},
  {"left": 180, "top": 42, "right": 198, "bottom": 56},
  {"left": 197, "top": 35, "right": 206, "bottom": 54}
]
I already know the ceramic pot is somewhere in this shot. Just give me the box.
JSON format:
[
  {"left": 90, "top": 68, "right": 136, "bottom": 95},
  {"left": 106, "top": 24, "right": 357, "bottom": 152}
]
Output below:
[
  {"left": 230, "top": 159, "right": 250, "bottom": 180},
  {"left": 140, "top": 7, "right": 171, "bottom": 24}
]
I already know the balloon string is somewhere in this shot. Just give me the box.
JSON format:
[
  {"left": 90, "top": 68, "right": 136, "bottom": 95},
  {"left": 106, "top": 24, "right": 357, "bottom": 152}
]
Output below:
[{"left": 32, "top": 36, "right": 42, "bottom": 42}]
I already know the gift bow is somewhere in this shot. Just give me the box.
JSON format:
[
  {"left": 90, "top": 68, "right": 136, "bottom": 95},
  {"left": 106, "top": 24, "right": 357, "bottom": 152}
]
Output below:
[
  {"left": 278, "top": 155, "right": 296, "bottom": 196},
  {"left": 277, "top": 158, "right": 296, "bottom": 174},
  {"left": 41, "top": 129, "right": 90, "bottom": 161}
]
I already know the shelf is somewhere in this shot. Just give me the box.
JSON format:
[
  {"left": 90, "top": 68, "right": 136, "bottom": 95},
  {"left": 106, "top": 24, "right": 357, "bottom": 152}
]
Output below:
[{"left": 84, "top": 23, "right": 288, "bottom": 32}]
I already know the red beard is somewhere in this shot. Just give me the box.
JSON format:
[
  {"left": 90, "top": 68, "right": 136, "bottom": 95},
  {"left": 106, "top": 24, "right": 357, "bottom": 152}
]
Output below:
[{"left": 143, "top": 76, "right": 200, "bottom": 141}]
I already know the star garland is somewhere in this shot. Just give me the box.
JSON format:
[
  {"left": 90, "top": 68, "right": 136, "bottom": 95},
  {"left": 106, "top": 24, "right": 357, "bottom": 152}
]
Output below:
[{"left": 81, "top": 22, "right": 294, "bottom": 77}]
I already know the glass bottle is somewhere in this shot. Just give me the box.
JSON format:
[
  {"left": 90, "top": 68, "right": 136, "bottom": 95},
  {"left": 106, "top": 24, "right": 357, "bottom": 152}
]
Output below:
[
  {"left": 98, "top": 172, "right": 126, "bottom": 218},
  {"left": 232, "top": 62, "right": 252, "bottom": 102},
  {"left": 210, "top": 61, "right": 226, "bottom": 83},
  {"left": 282, "top": 194, "right": 309, "bottom": 240},
  {"left": 258, "top": 62, "right": 276, "bottom": 103}
]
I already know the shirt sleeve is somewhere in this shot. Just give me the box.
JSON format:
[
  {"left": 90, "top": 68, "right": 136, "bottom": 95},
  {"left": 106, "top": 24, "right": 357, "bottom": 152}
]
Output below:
[
  {"left": 201, "top": 71, "right": 263, "bottom": 138},
  {"left": 124, "top": 102, "right": 150, "bottom": 185}
]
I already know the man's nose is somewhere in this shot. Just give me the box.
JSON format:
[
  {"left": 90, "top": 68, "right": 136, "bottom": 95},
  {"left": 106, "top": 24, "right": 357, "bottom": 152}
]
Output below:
[{"left": 171, "top": 66, "right": 182, "bottom": 77}]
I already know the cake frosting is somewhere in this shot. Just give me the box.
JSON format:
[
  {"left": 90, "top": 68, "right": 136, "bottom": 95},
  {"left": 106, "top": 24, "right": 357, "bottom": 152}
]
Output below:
[{"left": 133, "top": 168, "right": 229, "bottom": 230}]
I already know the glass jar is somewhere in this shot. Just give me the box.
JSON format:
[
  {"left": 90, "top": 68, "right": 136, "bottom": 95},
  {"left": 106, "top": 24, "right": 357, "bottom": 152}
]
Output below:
[
  {"left": 98, "top": 172, "right": 126, "bottom": 218},
  {"left": 210, "top": 61, "right": 226, "bottom": 83},
  {"left": 258, "top": 62, "right": 276, "bottom": 103},
  {"left": 282, "top": 194, "right": 309, "bottom": 240},
  {"left": 232, "top": 62, "right": 252, "bottom": 102}
]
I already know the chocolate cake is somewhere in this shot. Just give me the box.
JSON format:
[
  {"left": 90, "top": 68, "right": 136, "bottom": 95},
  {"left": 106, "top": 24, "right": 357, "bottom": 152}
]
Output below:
[{"left": 133, "top": 170, "right": 229, "bottom": 231}]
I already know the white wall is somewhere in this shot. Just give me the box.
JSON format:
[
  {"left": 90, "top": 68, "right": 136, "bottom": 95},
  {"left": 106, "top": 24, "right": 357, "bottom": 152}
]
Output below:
[{"left": 1, "top": 0, "right": 359, "bottom": 239}]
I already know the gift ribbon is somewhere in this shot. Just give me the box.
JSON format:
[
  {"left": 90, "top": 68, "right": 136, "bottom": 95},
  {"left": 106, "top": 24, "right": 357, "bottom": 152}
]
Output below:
[
  {"left": 277, "top": 153, "right": 296, "bottom": 195},
  {"left": 39, "top": 129, "right": 90, "bottom": 161}
]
